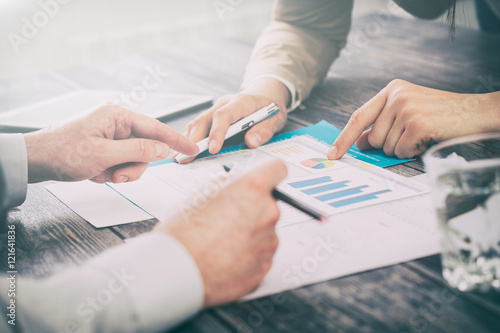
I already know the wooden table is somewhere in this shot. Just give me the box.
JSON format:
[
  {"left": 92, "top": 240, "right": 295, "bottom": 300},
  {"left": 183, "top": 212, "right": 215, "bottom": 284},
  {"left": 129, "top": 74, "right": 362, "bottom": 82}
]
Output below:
[{"left": 1, "top": 14, "right": 500, "bottom": 333}]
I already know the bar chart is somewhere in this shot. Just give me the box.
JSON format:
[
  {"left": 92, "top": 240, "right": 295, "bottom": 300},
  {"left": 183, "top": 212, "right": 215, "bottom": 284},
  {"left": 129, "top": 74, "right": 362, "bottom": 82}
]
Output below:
[{"left": 280, "top": 166, "right": 423, "bottom": 216}]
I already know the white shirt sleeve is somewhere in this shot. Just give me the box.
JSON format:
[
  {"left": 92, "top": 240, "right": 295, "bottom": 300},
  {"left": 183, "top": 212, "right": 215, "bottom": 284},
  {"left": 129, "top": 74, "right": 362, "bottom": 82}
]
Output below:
[
  {"left": 0, "top": 134, "right": 28, "bottom": 207},
  {"left": 241, "top": 74, "right": 302, "bottom": 112},
  {"left": 0, "top": 232, "right": 204, "bottom": 333}
]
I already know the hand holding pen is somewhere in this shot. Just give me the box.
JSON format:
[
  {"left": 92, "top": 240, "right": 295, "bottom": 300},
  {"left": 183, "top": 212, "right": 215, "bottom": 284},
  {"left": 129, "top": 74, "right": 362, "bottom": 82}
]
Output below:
[
  {"left": 223, "top": 165, "right": 327, "bottom": 222},
  {"left": 174, "top": 103, "right": 279, "bottom": 163}
]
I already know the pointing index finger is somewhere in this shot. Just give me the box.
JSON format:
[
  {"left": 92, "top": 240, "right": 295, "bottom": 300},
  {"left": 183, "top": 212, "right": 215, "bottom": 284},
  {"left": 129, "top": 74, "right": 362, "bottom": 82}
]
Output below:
[
  {"left": 329, "top": 88, "right": 388, "bottom": 159},
  {"left": 130, "top": 112, "right": 199, "bottom": 156}
]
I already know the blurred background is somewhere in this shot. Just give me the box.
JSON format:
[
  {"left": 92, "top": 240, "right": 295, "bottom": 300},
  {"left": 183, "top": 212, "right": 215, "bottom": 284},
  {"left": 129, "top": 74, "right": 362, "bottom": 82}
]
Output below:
[{"left": 0, "top": 0, "right": 478, "bottom": 80}]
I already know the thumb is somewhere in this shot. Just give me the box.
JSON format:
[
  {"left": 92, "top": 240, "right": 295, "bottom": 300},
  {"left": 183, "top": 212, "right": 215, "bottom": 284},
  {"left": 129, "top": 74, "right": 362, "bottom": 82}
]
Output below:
[{"left": 102, "top": 138, "right": 171, "bottom": 167}]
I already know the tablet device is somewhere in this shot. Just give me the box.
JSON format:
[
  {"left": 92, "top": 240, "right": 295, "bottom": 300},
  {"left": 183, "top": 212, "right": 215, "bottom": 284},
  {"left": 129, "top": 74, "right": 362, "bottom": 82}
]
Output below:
[{"left": 0, "top": 90, "right": 212, "bottom": 131}]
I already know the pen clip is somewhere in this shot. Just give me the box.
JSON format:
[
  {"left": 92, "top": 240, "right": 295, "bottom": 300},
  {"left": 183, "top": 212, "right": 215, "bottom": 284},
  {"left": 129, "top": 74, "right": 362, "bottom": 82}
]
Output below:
[
  {"left": 242, "top": 120, "right": 255, "bottom": 130},
  {"left": 267, "top": 104, "right": 279, "bottom": 114}
]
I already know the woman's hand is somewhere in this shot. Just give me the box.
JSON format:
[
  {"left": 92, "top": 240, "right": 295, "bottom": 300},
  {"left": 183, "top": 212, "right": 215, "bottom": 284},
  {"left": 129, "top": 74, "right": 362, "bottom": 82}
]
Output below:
[
  {"left": 328, "top": 79, "right": 500, "bottom": 160},
  {"left": 176, "top": 78, "right": 290, "bottom": 163}
]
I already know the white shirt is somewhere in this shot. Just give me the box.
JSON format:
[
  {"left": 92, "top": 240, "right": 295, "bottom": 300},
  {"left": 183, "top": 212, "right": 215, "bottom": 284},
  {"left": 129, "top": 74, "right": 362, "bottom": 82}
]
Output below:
[
  {"left": 0, "top": 134, "right": 28, "bottom": 207},
  {"left": 0, "top": 134, "right": 204, "bottom": 332}
]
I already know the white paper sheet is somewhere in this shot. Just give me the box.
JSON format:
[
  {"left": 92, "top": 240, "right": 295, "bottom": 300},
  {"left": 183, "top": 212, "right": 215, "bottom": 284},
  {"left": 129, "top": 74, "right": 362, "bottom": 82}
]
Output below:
[
  {"left": 244, "top": 193, "right": 439, "bottom": 300},
  {"left": 46, "top": 136, "right": 429, "bottom": 229},
  {"left": 46, "top": 136, "right": 439, "bottom": 300},
  {"left": 46, "top": 180, "right": 151, "bottom": 228}
]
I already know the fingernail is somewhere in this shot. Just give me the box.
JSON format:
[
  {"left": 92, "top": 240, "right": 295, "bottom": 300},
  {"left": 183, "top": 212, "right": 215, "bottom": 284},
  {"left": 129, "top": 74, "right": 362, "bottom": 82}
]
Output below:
[
  {"left": 327, "top": 145, "right": 337, "bottom": 160},
  {"left": 155, "top": 143, "right": 163, "bottom": 157},
  {"left": 209, "top": 139, "right": 217, "bottom": 153},
  {"left": 248, "top": 133, "right": 262, "bottom": 147},
  {"left": 116, "top": 176, "right": 128, "bottom": 183}
]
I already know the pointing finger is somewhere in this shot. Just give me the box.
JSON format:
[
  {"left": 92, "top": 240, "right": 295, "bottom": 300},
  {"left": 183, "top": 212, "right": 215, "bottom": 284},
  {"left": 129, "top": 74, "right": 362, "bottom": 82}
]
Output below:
[
  {"left": 129, "top": 112, "right": 199, "bottom": 156},
  {"left": 102, "top": 138, "right": 170, "bottom": 167},
  {"left": 328, "top": 89, "right": 388, "bottom": 160}
]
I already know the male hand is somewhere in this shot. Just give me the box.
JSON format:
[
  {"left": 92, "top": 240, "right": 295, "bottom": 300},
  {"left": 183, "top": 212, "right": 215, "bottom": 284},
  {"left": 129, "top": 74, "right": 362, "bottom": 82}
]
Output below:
[
  {"left": 176, "top": 78, "right": 290, "bottom": 163},
  {"left": 154, "top": 160, "right": 287, "bottom": 307},
  {"left": 24, "top": 103, "right": 199, "bottom": 183},
  {"left": 328, "top": 79, "right": 500, "bottom": 160}
]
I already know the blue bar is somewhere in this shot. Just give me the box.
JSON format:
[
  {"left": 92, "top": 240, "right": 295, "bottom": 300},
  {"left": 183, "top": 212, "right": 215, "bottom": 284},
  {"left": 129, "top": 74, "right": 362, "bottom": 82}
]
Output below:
[
  {"left": 302, "top": 180, "right": 350, "bottom": 195},
  {"left": 315, "top": 185, "right": 369, "bottom": 202},
  {"left": 329, "top": 189, "right": 392, "bottom": 208},
  {"left": 288, "top": 176, "right": 332, "bottom": 189}
]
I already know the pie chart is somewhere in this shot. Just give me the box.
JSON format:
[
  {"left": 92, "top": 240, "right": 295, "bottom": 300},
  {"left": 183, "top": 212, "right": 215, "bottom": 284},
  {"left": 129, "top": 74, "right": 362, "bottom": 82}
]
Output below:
[{"left": 301, "top": 158, "right": 335, "bottom": 169}]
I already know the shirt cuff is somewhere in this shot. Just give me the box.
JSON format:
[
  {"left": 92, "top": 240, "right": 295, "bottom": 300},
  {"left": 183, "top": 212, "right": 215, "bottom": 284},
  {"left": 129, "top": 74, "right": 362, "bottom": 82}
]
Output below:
[
  {"left": 241, "top": 74, "right": 302, "bottom": 112},
  {"left": 0, "top": 134, "right": 28, "bottom": 207},
  {"left": 88, "top": 232, "right": 204, "bottom": 332}
]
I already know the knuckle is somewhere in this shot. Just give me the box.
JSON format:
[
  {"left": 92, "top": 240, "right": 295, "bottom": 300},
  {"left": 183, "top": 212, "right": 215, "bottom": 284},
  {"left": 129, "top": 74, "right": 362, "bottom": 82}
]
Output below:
[
  {"left": 263, "top": 259, "right": 274, "bottom": 273},
  {"left": 234, "top": 93, "right": 253, "bottom": 104},
  {"left": 383, "top": 144, "right": 394, "bottom": 156},
  {"left": 407, "top": 115, "right": 427, "bottom": 133},
  {"left": 216, "top": 94, "right": 233, "bottom": 104},
  {"left": 271, "top": 235, "right": 280, "bottom": 251},
  {"left": 394, "top": 151, "right": 404, "bottom": 159},
  {"left": 257, "top": 255, "right": 273, "bottom": 274},
  {"left": 190, "top": 116, "right": 203, "bottom": 125},
  {"left": 392, "top": 89, "right": 410, "bottom": 105},
  {"left": 109, "top": 102, "right": 126, "bottom": 114},
  {"left": 136, "top": 138, "right": 150, "bottom": 159},
  {"left": 150, "top": 119, "right": 162, "bottom": 137},
  {"left": 96, "top": 102, "right": 118, "bottom": 117},
  {"left": 394, "top": 147, "right": 410, "bottom": 159},
  {"left": 349, "top": 109, "right": 364, "bottom": 124},
  {"left": 212, "top": 113, "right": 233, "bottom": 129},
  {"left": 234, "top": 93, "right": 265, "bottom": 111},
  {"left": 367, "top": 131, "right": 384, "bottom": 149},
  {"left": 269, "top": 203, "right": 281, "bottom": 224},
  {"left": 387, "top": 78, "right": 407, "bottom": 90},
  {"left": 183, "top": 122, "right": 193, "bottom": 133},
  {"left": 208, "top": 95, "right": 232, "bottom": 112},
  {"left": 111, "top": 104, "right": 132, "bottom": 123},
  {"left": 388, "top": 82, "right": 414, "bottom": 106},
  {"left": 186, "top": 118, "right": 202, "bottom": 131},
  {"left": 194, "top": 111, "right": 213, "bottom": 123},
  {"left": 212, "top": 108, "right": 228, "bottom": 120},
  {"left": 397, "top": 105, "right": 412, "bottom": 118}
]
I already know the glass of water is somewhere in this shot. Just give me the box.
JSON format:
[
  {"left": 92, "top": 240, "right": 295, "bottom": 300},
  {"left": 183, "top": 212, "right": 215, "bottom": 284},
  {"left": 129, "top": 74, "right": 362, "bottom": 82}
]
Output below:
[{"left": 424, "top": 132, "right": 500, "bottom": 292}]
